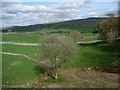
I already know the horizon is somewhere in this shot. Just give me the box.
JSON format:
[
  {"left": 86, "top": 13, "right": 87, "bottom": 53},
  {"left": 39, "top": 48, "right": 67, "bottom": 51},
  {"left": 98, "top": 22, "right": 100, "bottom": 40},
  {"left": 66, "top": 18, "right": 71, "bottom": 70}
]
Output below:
[
  {"left": 2, "top": 17, "right": 108, "bottom": 29},
  {"left": 1, "top": 0, "right": 119, "bottom": 27}
]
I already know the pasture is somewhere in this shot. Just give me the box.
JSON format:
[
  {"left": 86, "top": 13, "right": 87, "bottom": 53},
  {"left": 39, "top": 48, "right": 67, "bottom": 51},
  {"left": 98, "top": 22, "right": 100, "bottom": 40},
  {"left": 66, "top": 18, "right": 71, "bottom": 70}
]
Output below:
[
  {"left": 2, "top": 33, "right": 44, "bottom": 43},
  {"left": 2, "top": 32, "right": 98, "bottom": 43},
  {"left": 2, "top": 54, "right": 45, "bottom": 87},
  {"left": 1, "top": 32, "right": 118, "bottom": 88}
]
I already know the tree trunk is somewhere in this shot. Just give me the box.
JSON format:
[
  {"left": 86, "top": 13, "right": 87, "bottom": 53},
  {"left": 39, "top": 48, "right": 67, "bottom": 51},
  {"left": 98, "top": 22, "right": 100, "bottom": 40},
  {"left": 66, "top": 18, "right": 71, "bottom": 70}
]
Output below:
[
  {"left": 52, "top": 71, "right": 58, "bottom": 79},
  {"left": 54, "top": 73, "right": 58, "bottom": 79},
  {"left": 47, "top": 69, "right": 58, "bottom": 79}
]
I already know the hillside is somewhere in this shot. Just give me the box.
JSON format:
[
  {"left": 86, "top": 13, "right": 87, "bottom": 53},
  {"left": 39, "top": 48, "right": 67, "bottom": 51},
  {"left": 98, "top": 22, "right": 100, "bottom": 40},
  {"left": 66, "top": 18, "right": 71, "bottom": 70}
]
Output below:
[{"left": 2, "top": 18, "right": 106, "bottom": 33}]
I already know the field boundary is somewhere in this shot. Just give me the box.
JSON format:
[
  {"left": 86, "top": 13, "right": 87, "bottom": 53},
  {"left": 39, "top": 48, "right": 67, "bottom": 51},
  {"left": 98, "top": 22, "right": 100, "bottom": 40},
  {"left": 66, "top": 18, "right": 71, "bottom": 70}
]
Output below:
[
  {"left": 1, "top": 40, "right": 102, "bottom": 46},
  {"left": 0, "top": 41, "right": 38, "bottom": 46},
  {"left": 76, "top": 40, "right": 102, "bottom": 45},
  {"left": 1, "top": 52, "right": 45, "bottom": 64}
]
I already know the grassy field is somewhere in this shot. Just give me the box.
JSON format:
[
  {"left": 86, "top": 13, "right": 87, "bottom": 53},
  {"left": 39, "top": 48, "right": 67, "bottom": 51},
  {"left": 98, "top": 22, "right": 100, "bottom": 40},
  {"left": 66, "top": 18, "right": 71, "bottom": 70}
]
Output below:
[
  {"left": 2, "top": 43, "right": 117, "bottom": 69},
  {"left": 2, "top": 44, "right": 40, "bottom": 59},
  {"left": 2, "top": 33, "right": 118, "bottom": 87},
  {"left": 2, "top": 33, "right": 44, "bottom": 43},
  {"left": 82, "top": 33, "right": 98, "bottom": 37},
  {"left": 62, "top": 43, "right": 118, "bottom": 68},
  {"left": 2, "top": 32, "right": 98, "bottom": 43},
  {"left": 80, "top": 37, "right": 98, "bottom": 42},
  {"left": 2, "top": 54, "right": 45, "bottom": 87}
]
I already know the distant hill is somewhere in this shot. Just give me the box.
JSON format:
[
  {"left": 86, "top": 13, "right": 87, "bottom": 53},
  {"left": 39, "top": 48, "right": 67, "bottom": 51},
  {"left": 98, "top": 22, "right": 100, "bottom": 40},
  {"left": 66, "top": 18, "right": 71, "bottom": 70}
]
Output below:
[{"left": 2, "top": 17, "right": 106, "bottom": 33}]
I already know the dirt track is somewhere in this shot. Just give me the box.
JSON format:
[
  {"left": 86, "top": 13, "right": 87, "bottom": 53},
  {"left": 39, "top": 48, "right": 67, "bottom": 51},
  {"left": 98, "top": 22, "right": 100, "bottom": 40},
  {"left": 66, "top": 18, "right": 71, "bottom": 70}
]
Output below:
[
  {"left": 41, "top": 68, "right": 119, "bottom": 88},
  {"left": 0, "top": 40, "right": 102, "bottom": 46}
]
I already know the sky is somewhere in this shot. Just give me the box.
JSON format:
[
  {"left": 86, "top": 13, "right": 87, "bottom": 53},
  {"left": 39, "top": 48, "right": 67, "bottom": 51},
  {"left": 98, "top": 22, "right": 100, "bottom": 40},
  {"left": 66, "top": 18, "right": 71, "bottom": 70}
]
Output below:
[{"left": 1, "top": 0, "right": 119, "bottom": 27}]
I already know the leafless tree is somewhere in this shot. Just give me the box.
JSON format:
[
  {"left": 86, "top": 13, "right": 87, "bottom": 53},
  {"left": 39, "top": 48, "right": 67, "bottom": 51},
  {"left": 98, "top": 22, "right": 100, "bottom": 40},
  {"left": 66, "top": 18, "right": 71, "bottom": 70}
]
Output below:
[{"left": 39, "top": 35, "right": 76, "bottom": 79}]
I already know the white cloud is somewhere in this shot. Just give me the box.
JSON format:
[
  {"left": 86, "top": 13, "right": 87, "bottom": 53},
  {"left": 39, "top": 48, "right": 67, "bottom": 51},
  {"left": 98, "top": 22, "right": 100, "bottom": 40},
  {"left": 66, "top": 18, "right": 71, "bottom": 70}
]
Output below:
[
  {"left": 2, "top": 2, "right": 84, "bottom": 27},
  {"left": 87, "top": 0, "right": 119, "bottom": 2},
  {"left": 2, "top": 0, "right": 118, "bottom": 2},
  {"left": 53, "top": 2, "right": 84, "bottom": 9},
  {"left": 88, "top": 9, "right": 96, "bottom": 16},
  {"left": 2, "top": 13, "right": 17, "bottom": 19},
  {"left": 1, "top": 1, "right": 118, "bottom": 27},
  {"left": 88, "top": 11, "right": 96, "bottom": 15},
  {"left": 1, "top": 0, "right": 20, "bottom": 2}
]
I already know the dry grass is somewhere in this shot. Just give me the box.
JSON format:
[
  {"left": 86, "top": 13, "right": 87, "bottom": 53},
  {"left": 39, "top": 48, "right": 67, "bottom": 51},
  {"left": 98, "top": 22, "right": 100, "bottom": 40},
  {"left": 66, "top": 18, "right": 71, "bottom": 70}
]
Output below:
[{"left": 41, "top": 68, "right": 119, "bottom": 88}]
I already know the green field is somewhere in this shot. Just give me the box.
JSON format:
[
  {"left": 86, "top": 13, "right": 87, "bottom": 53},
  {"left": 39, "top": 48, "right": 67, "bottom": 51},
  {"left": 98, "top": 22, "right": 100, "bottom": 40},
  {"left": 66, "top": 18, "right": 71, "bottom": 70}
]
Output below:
[
  {"left": 2, "top": 54, "right": 45, "bottom": 87},
  {"left": 2, "top": 33, "right": 44, "bottom": 43},
  {"left": 2, "top": 43, "right": 117, "bottom": 68},
  {"left": 2, "top": 33, "right": 98, "bottom": 43},
  {"left": 62, "top": 43, "right": 117, "bottom": 68},
  {"left": 2, "top": 44, "right": 40, "bottom": 59},
  {"left": 2, "top": 33, "right": 118, "bottom": 87},
  {"left": 82, "top": 33, "right": 97, "bottom": 37}
]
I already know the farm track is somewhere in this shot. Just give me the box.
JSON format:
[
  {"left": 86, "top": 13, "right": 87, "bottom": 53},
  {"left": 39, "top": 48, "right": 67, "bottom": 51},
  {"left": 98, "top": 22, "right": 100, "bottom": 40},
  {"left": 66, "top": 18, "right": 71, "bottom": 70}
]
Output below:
[
  {"left": 0, "top": 40, "right": 102, "bottom": 46},
  {"left": 76, "top": 40, "right": 102, "bottom": 44}
]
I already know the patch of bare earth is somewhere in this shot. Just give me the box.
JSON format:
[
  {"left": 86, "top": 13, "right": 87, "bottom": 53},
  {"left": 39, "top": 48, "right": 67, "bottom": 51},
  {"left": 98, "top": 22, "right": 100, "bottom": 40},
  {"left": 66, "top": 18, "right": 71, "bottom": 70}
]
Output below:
[{"left": 34, "top": 68, "right": 119, "bottom": 88}]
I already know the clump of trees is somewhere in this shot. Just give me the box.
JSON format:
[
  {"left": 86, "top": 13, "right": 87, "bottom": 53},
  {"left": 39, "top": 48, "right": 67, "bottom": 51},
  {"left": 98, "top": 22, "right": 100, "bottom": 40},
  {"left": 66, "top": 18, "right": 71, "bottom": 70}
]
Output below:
[
  {"left": 96, "top": 13, "right": 119, "bottom": 45},
  {"left": 69, "top": 31, "right": 82, "bottom": 42},
  {"left": 40, "top": 35, "right": 77, "bottom": 79}
]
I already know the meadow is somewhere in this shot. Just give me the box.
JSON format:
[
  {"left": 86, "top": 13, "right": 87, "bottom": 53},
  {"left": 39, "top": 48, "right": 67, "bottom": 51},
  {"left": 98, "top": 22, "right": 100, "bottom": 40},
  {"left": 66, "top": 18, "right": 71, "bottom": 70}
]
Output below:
[
  {"left": 2, "top": 33, "right": 44, "bottom": 43},
  {"left": 1, "top": 32, "right": 118, "bottom": 88},
  {"left": 2, "top": 54, "right": 46, "bottom": 87},
  {"left": 2, "top": 32, "right": 98, "bottom": 43}
]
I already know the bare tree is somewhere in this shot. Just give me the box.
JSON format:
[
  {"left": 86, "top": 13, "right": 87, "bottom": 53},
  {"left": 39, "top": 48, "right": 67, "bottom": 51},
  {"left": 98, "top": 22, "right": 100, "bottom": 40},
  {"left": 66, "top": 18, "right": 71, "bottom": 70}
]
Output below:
[{"left": 39, "top": 35, "right": 76, "bottom": 79}]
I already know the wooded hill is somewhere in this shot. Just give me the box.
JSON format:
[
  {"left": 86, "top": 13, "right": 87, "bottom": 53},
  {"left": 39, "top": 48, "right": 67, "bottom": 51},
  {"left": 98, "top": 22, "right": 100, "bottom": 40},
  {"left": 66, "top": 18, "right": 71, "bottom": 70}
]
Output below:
[{"left": 2, "top": 17, "right": 106, "bottom": 33}]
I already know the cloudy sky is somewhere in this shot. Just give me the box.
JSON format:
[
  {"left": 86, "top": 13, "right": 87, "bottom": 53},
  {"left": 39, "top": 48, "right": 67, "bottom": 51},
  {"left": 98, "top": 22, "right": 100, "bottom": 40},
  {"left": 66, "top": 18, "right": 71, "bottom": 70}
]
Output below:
[{"left": 1, "top": 0, "right": 119, "bottom": 27}]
